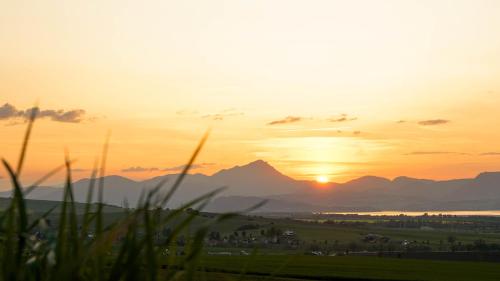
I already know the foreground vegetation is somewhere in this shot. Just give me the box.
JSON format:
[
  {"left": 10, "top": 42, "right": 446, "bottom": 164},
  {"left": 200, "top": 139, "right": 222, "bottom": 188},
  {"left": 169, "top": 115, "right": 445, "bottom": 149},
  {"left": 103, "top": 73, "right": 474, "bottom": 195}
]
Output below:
[{"left": 0, "top": 109, "right": 244, "bottom": 280}]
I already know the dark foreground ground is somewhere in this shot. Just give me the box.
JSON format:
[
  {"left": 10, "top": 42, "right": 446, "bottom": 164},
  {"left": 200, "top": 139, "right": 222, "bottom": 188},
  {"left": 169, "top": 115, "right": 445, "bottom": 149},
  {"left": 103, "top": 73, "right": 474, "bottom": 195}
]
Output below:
[{"left": 194, "top": 255, "right": 500, "bottom": 281}]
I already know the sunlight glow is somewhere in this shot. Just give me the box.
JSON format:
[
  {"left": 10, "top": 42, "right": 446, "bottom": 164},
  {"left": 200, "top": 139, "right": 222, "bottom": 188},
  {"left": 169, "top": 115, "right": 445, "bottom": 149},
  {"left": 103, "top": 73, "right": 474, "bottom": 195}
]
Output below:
[{"left": 316, "top": 175, "right": 329, "bottom": 184}]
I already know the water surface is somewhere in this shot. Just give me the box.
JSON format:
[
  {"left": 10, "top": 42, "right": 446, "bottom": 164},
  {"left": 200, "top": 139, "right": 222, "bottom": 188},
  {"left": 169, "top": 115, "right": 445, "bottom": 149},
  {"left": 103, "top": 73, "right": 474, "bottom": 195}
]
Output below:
[{"left": 319, "top": 210, "right": 500, "bottom": 217}]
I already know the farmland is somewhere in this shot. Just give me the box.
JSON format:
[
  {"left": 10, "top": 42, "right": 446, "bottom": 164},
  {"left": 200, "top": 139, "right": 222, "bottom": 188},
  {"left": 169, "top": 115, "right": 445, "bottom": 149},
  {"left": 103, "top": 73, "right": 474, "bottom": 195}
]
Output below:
[
  {"left": 5, "top": 197, "right": 500, "bottom": 280},
  {"left": 198, "top": 255, "right": 500, "bottom": 281}
]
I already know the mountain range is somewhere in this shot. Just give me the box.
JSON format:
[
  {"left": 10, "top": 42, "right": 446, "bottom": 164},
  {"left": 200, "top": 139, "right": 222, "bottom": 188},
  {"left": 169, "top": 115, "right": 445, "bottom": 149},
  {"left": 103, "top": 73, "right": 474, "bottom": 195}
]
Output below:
[{"left": 1, "top": 160, "right": 500, "bottom": 212}]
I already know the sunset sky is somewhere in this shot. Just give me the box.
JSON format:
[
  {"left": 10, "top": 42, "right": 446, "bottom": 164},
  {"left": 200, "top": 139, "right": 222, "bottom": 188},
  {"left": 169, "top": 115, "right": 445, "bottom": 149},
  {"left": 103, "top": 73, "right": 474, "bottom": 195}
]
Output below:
[{"left": 1, "top": 0, "right": 500, "bottom": 187}]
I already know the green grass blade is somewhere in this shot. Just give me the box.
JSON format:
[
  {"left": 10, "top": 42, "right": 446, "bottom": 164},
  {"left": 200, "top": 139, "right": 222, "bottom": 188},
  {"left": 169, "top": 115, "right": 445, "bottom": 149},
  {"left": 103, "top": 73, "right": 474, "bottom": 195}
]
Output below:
[
  {"left": 16, "top": 103, "right": 37, "bottom": 177},
  {"left": 160, "top": 130, "right": 210, "bottom": 207},
  {"left": 25, "top": 160, "right": 76, "bottom": 195}
]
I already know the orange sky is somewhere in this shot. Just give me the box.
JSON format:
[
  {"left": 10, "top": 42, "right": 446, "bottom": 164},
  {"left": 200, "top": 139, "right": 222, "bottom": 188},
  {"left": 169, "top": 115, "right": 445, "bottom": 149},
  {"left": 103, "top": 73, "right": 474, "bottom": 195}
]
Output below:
[{"left": 1, "top": 0, "right": 500, "bottom": 187}]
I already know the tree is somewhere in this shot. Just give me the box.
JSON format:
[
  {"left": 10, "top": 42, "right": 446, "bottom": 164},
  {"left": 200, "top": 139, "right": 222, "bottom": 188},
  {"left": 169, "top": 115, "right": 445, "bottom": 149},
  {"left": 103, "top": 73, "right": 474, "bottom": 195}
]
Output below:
[
  {"left": 447, "top": 235, "right": 457, "bottom": 252},
  {"left": 447, "top": 235, "right": 456, "bottom": 244}
]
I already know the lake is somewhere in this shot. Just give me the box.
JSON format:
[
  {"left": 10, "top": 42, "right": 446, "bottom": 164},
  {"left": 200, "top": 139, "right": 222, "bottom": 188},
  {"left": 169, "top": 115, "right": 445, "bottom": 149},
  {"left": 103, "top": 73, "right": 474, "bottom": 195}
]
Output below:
[{"left": 319, "top": 210, "right": 500, "bottom": 217}]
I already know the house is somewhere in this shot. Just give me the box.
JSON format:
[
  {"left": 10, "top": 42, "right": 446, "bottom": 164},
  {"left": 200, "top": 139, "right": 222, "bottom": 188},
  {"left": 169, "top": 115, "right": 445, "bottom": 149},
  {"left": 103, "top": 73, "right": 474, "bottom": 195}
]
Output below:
[{"left": 310, "top": 251, "right": 323, "bottom": 256}]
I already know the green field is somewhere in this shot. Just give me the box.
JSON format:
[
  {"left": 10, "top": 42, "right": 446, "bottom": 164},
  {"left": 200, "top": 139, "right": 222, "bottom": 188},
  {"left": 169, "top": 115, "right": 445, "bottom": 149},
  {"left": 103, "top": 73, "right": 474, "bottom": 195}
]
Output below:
[
  {"left": 5, "top": 197, "right": 500, "bottom": 252},
  {"left": 197, "top": 255, "right": 500, "bottom": 281}
]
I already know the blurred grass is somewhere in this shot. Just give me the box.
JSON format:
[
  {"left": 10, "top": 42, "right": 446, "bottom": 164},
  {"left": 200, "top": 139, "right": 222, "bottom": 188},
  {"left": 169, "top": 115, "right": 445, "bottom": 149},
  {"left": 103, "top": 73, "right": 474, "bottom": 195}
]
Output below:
[{"left": 0, "top": 108, "right": 242, "bottom": 280}]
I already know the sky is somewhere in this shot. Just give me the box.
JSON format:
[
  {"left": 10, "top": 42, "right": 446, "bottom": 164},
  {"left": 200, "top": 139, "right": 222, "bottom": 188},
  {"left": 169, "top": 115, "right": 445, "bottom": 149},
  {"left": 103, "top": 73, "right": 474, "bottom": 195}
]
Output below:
[{"left": 1, "top": 0, "right": 500, "bottom": 187}]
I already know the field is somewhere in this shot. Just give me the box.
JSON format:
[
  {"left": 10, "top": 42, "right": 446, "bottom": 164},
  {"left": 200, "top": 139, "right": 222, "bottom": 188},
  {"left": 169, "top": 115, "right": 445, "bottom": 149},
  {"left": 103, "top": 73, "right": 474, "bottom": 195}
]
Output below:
[
  {"left": 7, "top": 196, "right": 500, "bottom": 281},
  {"left": 1, "top": 179, "right": 499, "bottom": 281},
  {"left": 197, "top": 255, "right": 500, "bottom": 281},
  {"left": 8, "top": 197, "right": 500, "bottom": 255}
]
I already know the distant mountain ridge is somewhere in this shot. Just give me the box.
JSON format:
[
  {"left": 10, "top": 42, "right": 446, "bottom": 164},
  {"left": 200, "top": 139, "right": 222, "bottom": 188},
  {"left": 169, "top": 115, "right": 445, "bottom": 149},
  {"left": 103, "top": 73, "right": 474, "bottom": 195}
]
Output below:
[{"left": 1, "top": 160, "right": 500, "bottom": 212}]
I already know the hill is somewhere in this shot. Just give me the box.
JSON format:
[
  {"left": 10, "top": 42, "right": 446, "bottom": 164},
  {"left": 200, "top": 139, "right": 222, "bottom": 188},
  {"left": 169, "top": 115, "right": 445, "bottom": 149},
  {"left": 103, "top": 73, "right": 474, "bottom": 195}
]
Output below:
[
  {"left": 1, "top": 160, "right": 500, "bottom": 212},
  {"left": 0, "top": 197, "right": 123, "bottom": 214}
]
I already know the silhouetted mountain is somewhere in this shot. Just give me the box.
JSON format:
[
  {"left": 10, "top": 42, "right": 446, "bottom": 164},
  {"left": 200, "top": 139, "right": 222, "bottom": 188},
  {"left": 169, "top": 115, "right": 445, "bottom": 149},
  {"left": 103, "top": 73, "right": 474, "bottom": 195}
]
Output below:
[
  {"left": 1, "top": 160, "right": 500, "bottom": 212},
  {"left": 211, "top": 160, "right": 304, "bottom": 196},
  {"left": 275, "top": 172, "right": 500, "bottom": 211},
  {"left": 345, "top": 176, "right": 392, "bottom": 189}
]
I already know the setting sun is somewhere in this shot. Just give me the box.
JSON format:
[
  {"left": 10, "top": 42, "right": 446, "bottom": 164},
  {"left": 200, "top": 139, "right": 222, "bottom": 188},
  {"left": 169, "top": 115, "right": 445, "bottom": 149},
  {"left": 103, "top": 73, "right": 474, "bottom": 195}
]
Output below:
[{"left": 316, "top": 175, "right": 329, "bottom": 184}]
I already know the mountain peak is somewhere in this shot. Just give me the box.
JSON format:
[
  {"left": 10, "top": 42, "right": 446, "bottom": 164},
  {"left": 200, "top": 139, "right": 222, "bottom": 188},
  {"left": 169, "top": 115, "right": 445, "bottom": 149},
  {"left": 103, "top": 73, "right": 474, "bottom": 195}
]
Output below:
[
  {"left": 346, "top": 175, "right": 391, "bottom": 185},
  {"left": 392, "top": 176, "right": 435, "bottom": 184},
  {"left": 475, "top": 171, "right": 500, "bottom": 179},
  {"left": 473, "top": 171, "right": 500, "bottom": 184},
  {"left": 74, "top": 175, "right": 137, "bottom": 186},
  {"left": 242, "top": 159, "right": 272, "bottom": 168},
  {"left": 212, "top": 159, "right": 289, "bottom": 179}
]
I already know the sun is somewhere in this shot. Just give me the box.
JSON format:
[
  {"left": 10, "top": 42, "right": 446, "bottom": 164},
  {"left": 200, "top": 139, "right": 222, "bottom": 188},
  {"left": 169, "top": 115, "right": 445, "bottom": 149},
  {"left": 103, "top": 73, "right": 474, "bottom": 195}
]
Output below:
[{"left": 316, "top": 175, "right": 329, "bottom": 184}]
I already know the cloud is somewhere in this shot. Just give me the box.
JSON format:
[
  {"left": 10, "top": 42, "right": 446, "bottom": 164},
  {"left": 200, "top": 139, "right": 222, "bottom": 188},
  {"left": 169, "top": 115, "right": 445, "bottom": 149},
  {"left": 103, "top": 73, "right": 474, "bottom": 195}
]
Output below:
[
  {"left": 0, "top": 103, "right": 20, "bottom": 119},
  {"left": 202, "top": 108, "right": 244, "bottom": 121},
  {"left": 178, "top": 108, "right": 244, "bottom": 121},
  {"left": 202, "top": 114, "right": 227, "bottom": 121},
  {"left": 328, "top": 114, "right": 357, "bottom": 123},
  {"left": 266, "top": 127, "right": 366, "bottom": 139},
  {"left": 0, "top": 103, "right": 87, "bottom": 123},
  {"left": 267, "top": 116, "right": 303, "bottom": 125},
  {"left": 38, "top": 109, "right": 86, "bottom": 123},
  {"left": 162, "top": 163, "right": 215, "bottom": 172},
  {"left": 407, "top": 151, "right": 453, "bottom": 155},
  {"left": 176, "top": 109, "right": 199, "bottom": 116},
  {"left": 396, "top": 120, "right": 406, "bottom": 124},
  {"left": 406, "top": 151, "right": 468, "bottom": 155},
  {"left": 162, "top": 164, "right": 194, "bottom": 172},
  {"left": 121, "top": 163, "right": 215, "bottom": 173},
  {"left": 418, "top": 119, "right": 450, "bottom": 126},
  {"left": 480, "top": 152, "right": 500, "bottom": 156},
  {"left": 274, "top": 159, "right": 380, "bottom": 167},
  {"left": 122, "top": 166, "right": 160, "bottom": 173},
  {"left": 71, "top": 168, "right": 91, "bottom": 172}
]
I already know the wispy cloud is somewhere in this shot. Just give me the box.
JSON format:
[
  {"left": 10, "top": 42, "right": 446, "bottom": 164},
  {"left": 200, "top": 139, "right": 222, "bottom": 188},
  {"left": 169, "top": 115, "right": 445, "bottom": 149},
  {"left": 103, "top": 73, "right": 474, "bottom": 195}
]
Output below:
[
  {"left": 480, "top": 152, "right": 500, "bottom": 156},
  {"left": 273, "top": 159, "right": 380, "bottom": 167},
  {"left": 267, "top": 116, "right": 303, "bottom": 125},
  {"left": 418, "top": 119, "right": 450, "bottom": 126},
  {"left": 162, "top": 163, "right": 215, "bottom": 172},
  {"left": 121, "top": 163, "right": 215, "bottom": 173},
  {"left": 406, "top": 151, "right": 468, "bottom": 155},
  {"left": 267, "top": 127, "right": 365, "bottom": 138},
  {"left": 176, "top": 109, "right": 199, "bottom": 116},
  {"left": 71, "top": 168, "right": 92, "bottom": 173},
  {"left": 0, "top": 103, "right": 87, "bottom": 124},
  {"left": 177, "top": 108, "right": 243, "bottom": 121},
  {"left": 202, "top": 108, "right": 244, "bottom": 121},
  {"left": 328, "top": 114, "right": 357, "bottom": 123},
  {"left": 122, "top": 166, "right": 160, "bottom": 172}
]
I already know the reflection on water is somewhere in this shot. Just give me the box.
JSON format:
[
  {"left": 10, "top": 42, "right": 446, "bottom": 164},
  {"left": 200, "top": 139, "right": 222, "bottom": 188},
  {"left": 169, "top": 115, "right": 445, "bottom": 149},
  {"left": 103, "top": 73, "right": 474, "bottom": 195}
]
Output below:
[{"left": 319, "top": 210, "right": 500, "bottom": 217}]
